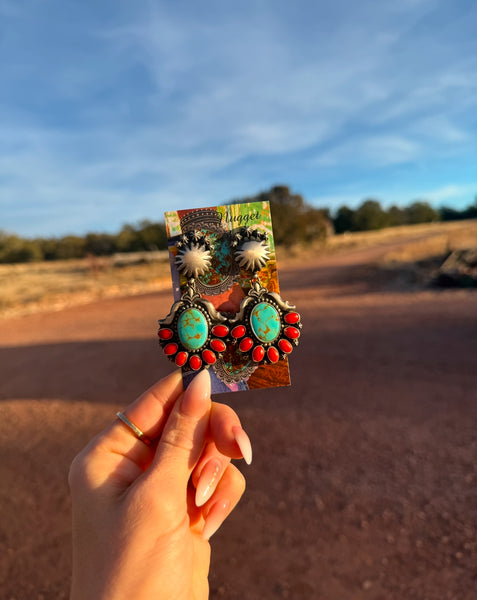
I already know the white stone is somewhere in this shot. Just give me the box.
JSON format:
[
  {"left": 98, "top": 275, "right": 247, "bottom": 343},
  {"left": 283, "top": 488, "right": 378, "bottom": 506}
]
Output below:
[
  {"left": 176, "top": 244, "right": 212, "bottom": 278},
  {"left": 235, "top": 240, "right": 270, "bottom": 271}
]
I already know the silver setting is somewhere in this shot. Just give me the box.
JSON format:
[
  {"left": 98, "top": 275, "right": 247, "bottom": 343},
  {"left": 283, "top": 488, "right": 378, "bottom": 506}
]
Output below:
[
  {"left": 213, "top": 358, "right": 258, "bottom": 384},
  {"left": 228, "top": 278, "right": 301, "bottom": 364},
  {"left": 232, "top": 227, "right": 270, "bottom": 272},
  {"left": 175, "top": 231, "right": 212, "bottom": 279},
  {"left": 158, "top": 280, "right": 228, "bottom": 371}
]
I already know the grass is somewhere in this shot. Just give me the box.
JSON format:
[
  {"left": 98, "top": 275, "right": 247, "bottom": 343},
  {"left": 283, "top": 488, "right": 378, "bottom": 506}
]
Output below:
[
  {"left": 278, "top": 219, "right": 477, "bottom": 262},
  {"left": 1, "top": 220, "right": 476, "bottom": 318},
  {"left": 0, "top": 254, "right": 172, "bottom": 318},
  {"left": 323, "top": 219, "right": 476, "bottom": 256}
]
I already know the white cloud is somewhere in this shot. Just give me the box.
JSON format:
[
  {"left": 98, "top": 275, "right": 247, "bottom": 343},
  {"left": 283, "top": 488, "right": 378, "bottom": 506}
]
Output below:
[
  {"left": 419, "top": 184, "right": 477, "bottom": 204},
  {"left": 315, "top": 135, "right": 421, "bottom": 168}
]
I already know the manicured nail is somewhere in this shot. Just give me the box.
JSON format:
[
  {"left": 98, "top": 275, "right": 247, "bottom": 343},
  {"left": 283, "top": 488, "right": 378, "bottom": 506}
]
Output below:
[
  {"left": 180, "top": 369, "right": 211, "bottom": 417},
  {"left": 195, "top": 459, "right": 222, "bottom": 507},
  {"left": 232, "top": 425, "right": 252, "bottom": 465},
  {"left": 202, "top": 499, "right": 231, "bottom": 540}
]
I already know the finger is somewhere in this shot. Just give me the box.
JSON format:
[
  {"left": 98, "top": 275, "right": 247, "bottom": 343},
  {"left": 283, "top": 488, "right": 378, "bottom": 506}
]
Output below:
[
  {"left": 201, "top": 463, "right": 246, "bottom": 540},
  {"left": 210, "top": 402, "right": 253, "bottom": 465},
  {"left": 147, "top": 369, "right": 211, "bottom": 500},
  {"left": 69, "top": 371, "right": 184, "bottom": 494},
  {"left": 192, "top": 402, "right": 253, "bottom": 506},
  {"left": 192, "top": 441, "right": 231, "bottom": 507},
  {"left": 101, "top": 370, "right": 183, "bottom": 465},
  {"left": 114, "top": 369, "right": 183, "bottom": 439}
]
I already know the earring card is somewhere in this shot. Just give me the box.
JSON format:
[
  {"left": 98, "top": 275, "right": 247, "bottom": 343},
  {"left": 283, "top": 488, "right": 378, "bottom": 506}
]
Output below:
[{"left": 163, "top": 201, "right": 294, "bottom": 395}]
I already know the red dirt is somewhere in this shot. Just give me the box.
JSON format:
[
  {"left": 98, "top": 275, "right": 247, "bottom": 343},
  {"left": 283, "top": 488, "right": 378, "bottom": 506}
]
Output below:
[{"left": 1, "top": 240, "right": 477, "bottom": 599}]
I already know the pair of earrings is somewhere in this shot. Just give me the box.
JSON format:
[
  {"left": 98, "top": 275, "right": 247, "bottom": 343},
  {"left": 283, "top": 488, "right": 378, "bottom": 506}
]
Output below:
[{"left": 157, "top": 227, "right": 301, "bottom": 374}]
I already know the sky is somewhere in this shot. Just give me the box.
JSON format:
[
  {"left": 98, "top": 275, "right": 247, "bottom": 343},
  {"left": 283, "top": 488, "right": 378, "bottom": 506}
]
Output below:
[{"left": 1, "top": 0, "right": 476, "bottom": 237}]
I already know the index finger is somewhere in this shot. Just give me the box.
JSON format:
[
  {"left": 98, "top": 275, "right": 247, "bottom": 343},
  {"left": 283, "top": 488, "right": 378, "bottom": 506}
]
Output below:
[{"left": 100, "top": 370, "right": 183, "bottom": 459}]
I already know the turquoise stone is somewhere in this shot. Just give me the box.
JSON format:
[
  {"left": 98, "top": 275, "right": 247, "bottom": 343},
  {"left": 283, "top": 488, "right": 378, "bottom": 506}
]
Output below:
[
  {"left": 250, "top": 302, "right": 280, "bottom": 343},
  {"left": 178, "top": 308, "right": 208, "bottom": 350}
]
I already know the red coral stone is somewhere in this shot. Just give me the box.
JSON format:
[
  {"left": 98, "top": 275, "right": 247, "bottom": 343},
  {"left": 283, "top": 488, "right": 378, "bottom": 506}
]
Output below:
[
  {"left": 210, "top": 339, "right": 226, "bottom": 352},
  {"left": 284, "top": 326, "right": 300, "bottom": 340},
  {"left": 231, "top": 325, "right": 246, "bottom": 338},
  {"left": 211, "top": 324, "right": 229, "bottom": 337},
  {"left": 239, "top": 337, "right": 254, "bottom": 352},
  {"left": 189, "top": 355, "right": 202, "bottom": 371},
  {"left": 202, "top": 349, "right": 216, "bottom": 364},
  {"left": 158, "top": 327, "right": 174, "bottom": 340},
  {"left": 252, "top": 345, "right": 265, "bottom": 362},
  {"left": 278, "top": 339, "right": 293, "bottom": 354},
  {"left": 175, "top": 351, "right": 188, "bottom": 367},
  {"left": 164, "top": 343, "right": 178, "bottom": 356},
  {"left": 284, "top": 312, "right": 300, "bottom": 325},
  {"left": 267, "top": 346, "right": 279, "bottom": 363}
]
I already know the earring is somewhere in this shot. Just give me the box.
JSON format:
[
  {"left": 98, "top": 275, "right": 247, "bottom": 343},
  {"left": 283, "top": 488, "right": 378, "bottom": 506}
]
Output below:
[
  {"left": 228, "top": 227, "right": 301, "bottom": 365},
  {"left": 158, "top": 227, "right": 302, "bottom": 375},
  {"left": 158, "top": 231, "right": 230, "bottom": 371}
]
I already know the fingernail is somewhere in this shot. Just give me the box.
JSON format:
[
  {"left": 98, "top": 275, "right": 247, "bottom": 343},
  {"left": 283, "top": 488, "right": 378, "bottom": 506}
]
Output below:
[
  {"left": 202, "top": 499, "right": 231, "bottom": 540},
  {"left": 195, "top": 459, "right": 222, "bottom": 507},
  {"left": 162, "top": 369, "right": 183, "bottom": 385},
  {"left": 232, "top": 425, "right": 253, "bottom": 465},
  {"left": 180, "top": 369, "right": 211, "bottom": 417}
]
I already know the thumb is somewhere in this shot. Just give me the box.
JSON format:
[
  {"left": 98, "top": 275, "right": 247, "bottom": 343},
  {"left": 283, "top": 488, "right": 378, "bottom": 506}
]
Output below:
[{"left": 149, "top": 369, "right": 211, "bottom": 500}]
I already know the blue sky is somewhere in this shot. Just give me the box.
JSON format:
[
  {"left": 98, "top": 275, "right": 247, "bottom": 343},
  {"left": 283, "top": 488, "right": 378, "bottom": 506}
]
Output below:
[{"left": 1, "top": 0, "right": 476, "bottom": 237}]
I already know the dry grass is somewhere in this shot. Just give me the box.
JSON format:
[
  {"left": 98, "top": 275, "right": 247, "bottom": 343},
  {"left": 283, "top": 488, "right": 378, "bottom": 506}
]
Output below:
[
  {"left": 278, "top": 219, "right": 477, "bottom": 263},
  {"left": 379, "top": 222, "right": 477, "bottom": 264},
  {"left": 0, "top": 255, "right": 172, "bottom": 318},
  {"left": 325, "top": 219, "right": 476, "bottom": 255}
]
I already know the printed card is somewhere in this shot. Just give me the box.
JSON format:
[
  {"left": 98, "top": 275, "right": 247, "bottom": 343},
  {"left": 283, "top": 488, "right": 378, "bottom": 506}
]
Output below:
[{"left": 162, "top": 201, "right": 297, "bottom": 395}]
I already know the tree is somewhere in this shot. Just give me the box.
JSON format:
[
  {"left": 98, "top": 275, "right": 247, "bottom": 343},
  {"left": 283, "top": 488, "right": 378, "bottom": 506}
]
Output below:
[
  {"left": 440, "top": 206, "right": 462, "bottom": 221},
  {"left": 84, "top": 233, "right": 117, "bottom": 256},
  {"left": 333, "top": 205, "right": 355, "bottom": 233},
  {"left": 55, "top": 236, "right": 87, "bottom": 259},
  {"left": 462, "top": 201, "right": 477, "bottom": 220},
  {"left": 387, "top": 205, "right": 407, "bottom": 227},
  {"left": 116, "top": 225, "right": 141, "bottom": 252},
  {"left": 352, "top": 199, "right": 387, "bottom": 231},
  {"left": 405, "top": 200, "right": 439, "bottom": 224},
  {"left": 138, "top": 220, "right": 168, "bottom": 251},
  {"left": 0, "top": 232, "right": 43, "bottom": 263},
  {"left": 236, "top": 185, "right": 332, "bottom": 246},
  {"left": 258, "top": 185, "right": 305, "bottom": 246}
]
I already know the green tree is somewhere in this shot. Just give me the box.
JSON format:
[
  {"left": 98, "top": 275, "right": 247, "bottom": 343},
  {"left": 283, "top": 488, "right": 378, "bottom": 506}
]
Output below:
[
  {"left": 0, "top": 232, "right": 43, "bottom": 263},
  {"left": 462, "top": 201, "right": 477, "bottom": 220},
  {"left": 352, "top": 199, "right": 387, "bottom": 231},
  {"left": 258, "top": 185, "right": 305, "bottom": 246},
  {"left": 387, "top": 205, "right": 407, "bottom": 227},
  {"left": 333, "top": 205, "right": 355, "bottom": 233},
  {"left": 116, "top": 225, "right": 142, "bottom": 252},
  {"left": 55, "top": 236, "right": 87, "bottom": 259},
  {"left": 236, "top": 185, "right": 331, "bottom": 246},
  {"left": 405, "top": 200, "right": 439, "bottom": 224},
  {"left": 84, "top": 233, "right": 117, "bottom": 256},
  {"left": 38, "top": 238, "right": 61, "bottom": 260},
  {"left": 138, "top": 220, "right": 168, "bottom": 250}
]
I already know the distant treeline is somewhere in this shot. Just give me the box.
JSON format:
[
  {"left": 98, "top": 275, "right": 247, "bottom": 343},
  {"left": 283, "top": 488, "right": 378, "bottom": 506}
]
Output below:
[
  {"left": 0, "top": 221, "right": 168, "bottom": 264},
  {"left": 332, "top": 198, "right": 477, "bottom": 234},
  {"left": 1, "top": 185, "right": 476, "bottom": 263}
]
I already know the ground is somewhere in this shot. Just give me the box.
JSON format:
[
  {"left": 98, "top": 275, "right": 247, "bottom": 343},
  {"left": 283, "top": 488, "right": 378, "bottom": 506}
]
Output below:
[{"left": 0, "top": 232, "right": 476, "bottom": 599}]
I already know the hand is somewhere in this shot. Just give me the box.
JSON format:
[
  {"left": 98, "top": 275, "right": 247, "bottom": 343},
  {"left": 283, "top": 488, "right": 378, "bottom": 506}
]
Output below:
[{"left": 68, "top": 369, "right": 250, "bottom": 600}]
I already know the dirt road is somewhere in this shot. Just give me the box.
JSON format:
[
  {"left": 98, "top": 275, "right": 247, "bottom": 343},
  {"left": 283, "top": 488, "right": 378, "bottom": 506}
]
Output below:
[{"left": 1, "top": 240, "right": 476, "bottom": 599}]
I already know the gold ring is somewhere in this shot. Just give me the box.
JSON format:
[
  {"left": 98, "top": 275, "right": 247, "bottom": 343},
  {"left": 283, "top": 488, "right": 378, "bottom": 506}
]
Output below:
[{"left": 116, "top": 412, "right": 153, "bottom": 446}]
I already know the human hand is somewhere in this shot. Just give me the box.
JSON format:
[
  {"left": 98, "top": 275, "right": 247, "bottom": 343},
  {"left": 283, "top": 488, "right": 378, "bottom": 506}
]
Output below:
[{"left": 68, "top": 369, "right": 250, "bottom": 600}]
